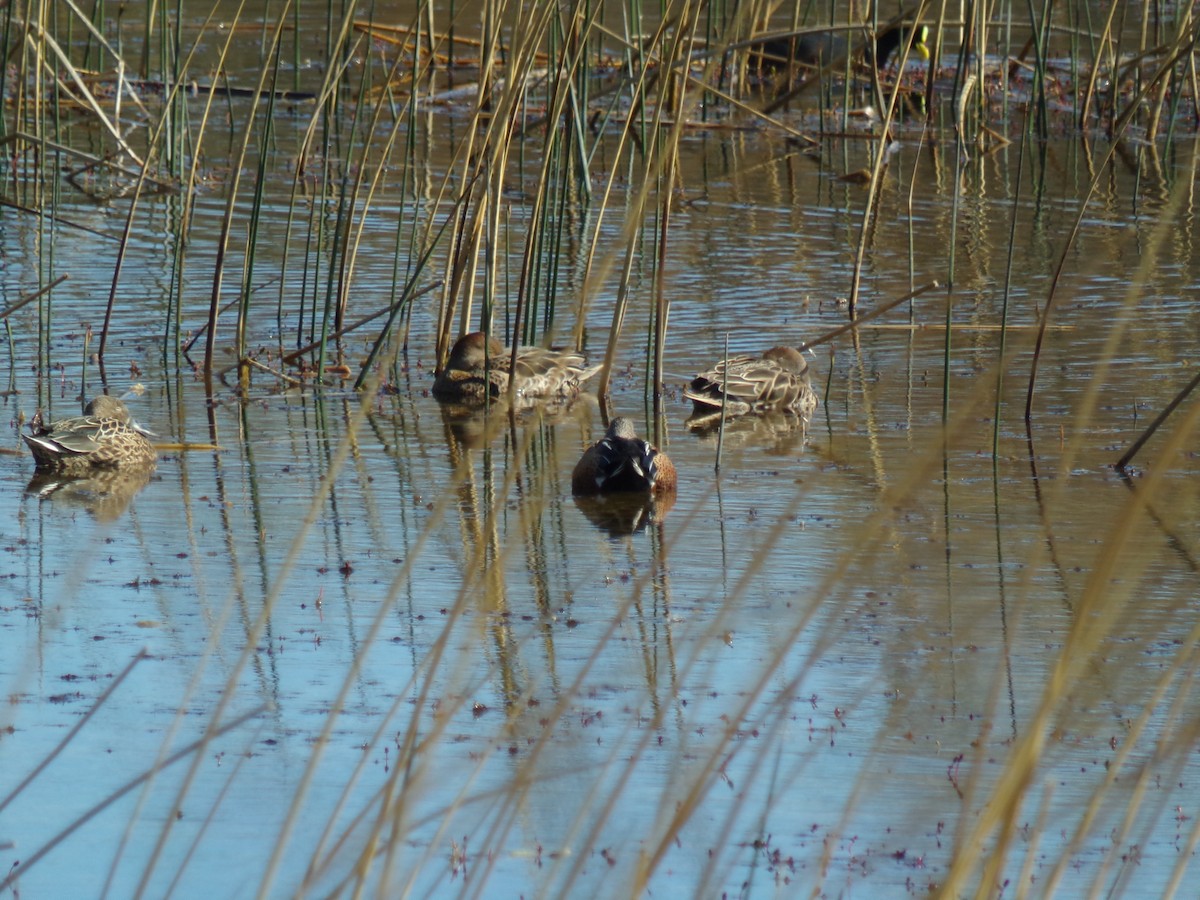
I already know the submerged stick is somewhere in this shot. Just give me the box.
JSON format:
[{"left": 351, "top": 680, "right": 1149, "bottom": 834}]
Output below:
[
  {"left": 0, "top": 650, "right": 148, "bottom": 816},
  {"left": 210, "top": 282, "right": 444, "bottom": 383},
  {"left": 1115, "top": 369, "right": 1200, "bottom": 470},
  {"left": 0, "top": 704, "right": 268, "bottom": 892},
  {"left": 0, "top": 275, "right": 68, "bottom": 321},
  {"left": 801, "top": 279, "right": 940, "bottom": 351}
]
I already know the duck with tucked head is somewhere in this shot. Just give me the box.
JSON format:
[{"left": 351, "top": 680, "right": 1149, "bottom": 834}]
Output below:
[
  {"left": 572, "top": 417, "right": 676, "bottom": 496},
  {"left": 23, "top": 395, "right": 157, "bottom": 476},
  {"left": 686, "top": 346, "right": 818, "bottom": 420},
  {"left": 433, "top": 331, "right": 600, "bottom": 408}
]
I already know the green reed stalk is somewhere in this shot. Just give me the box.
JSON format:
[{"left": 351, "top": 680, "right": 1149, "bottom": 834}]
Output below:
[
  {"left": 1146, "top": 8, "right": 1196, "bottom": 140},
  {"left": 974, "top": 0, "right": 990, "bottom": 130},
  {"left": 282, "top": 2, "right": 384, "bottom": 371},
  {"left": 653, "top": 20, "right": 701, "bottom": 421},
  {"left": 235, "top": 42, "right": 285, "bottom": 391},
  {"left": 390, "top": 21, "right": 432, "bottom": 356},
  {"left": 941, "top": 149, "right": 964, "bottom": 421},
  {"left": 290, "top": 1, "right": 300, "bottom": 94},
  {"left": 714, "top": 332, "right": 728, "bottom": 472},
  {"left": 500, "top": 16, "right": 551, "bottom": 348},
  {"left": 311, "top": 19, "right": 376, "bottom": 374},
  {"left": 296, "top": 186, "right": 321, "bottom": 350},
  {"left": 66, "top": 0, "right": 212, "bottom": 366},
  {"left": 510, "top": 9, "right": 598, "bottom": 347},
  {"left": 523, "top": 166, "right": 551, "bottom": 342},
  {"left": 994, "top": 126, "right": 1028, "bottom": 459},
  {"left": 316, "top": 172, "right": 350, "bottom": 374},
  {"left": 156, "top": 3, "right": 200, "bottom": 363},
  {"left": 330, "top": 35, "right": 375, "bottom": 334},
  {"left": 573, "top": 1, "right": 594, "bottom": 160},
  {"left": 0, "top": 4, "right": 13, "bottom": 143},
  {"left": 1027, "top": 0, "right": 1051, "bottom": 140},
  {"left": 201, "top": 0, "right": 273, "bottom": 379},
  {"left": 433, "top": 27, "right": 489, "bottom": 364},
  {"left": 280, "top": 22, "right": 399, "bottom": 358},
  {"left": 545, "top": 158, "right": 572, "bottom": 331}
]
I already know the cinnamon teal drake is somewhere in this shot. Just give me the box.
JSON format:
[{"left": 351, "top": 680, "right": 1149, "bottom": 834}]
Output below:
[
  {"left": 433, "top": 331, "right": 600, "bottom": 408},
  {"left": 23, "top": 395, "right": 156, "bottom": 476},
  {"left": 685, "top": 346, "right": 818, "bottom": 420},
  {"left": 571, "top": 417, "right": 676, "bottom": 496}
]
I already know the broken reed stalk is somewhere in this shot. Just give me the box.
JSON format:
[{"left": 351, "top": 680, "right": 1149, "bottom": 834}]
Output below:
[
  {"left": 0, "top": 275, "right": 68, "bottom": 321},
  {"left": 1115, "top": 368, "right": 1200, "bottom": 470},
  {"left": 800, "top": 280, "right": 940, "bottom": 351}
]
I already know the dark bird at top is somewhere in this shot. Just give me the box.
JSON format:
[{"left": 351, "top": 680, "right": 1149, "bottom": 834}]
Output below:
[{"left": 750, "top": 22, "right": 930, "bottom": 70}]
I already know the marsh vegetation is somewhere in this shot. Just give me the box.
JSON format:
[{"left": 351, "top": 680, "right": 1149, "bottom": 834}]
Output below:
[{"left": 3, "top": 0, "right": 1200, "bottom": 896}]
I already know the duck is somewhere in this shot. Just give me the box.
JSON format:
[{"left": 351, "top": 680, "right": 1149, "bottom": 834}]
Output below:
[
  {"left": 571, "top": 417, "right": 676, "bottom": 496},
  {"left": 685, "top": 346, "right": 818, "bottom": 419},
  {"left": 432, "top": 331, "right": 600, "bottom": 407},
  {"left": 751, "top": 22, "right": 929, "bottom": 70},
  {"left": 23, "top": 395, "right": 157, "bottom": 475}
]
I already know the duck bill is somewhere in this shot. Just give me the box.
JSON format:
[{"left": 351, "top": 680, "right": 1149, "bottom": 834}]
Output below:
[{"left": 914, "top": 26, "right": 930, "bottom": 61}]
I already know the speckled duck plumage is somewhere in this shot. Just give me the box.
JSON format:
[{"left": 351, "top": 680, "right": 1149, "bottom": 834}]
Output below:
[
  {"left": 433, "top": 332, "right": 600, "bottom": 407},
  {"left": 23, "top": 396, "right": 157, "bottom": 476},
  {"left": 686, "top": 346, "right": 818, "bottom": 419}
]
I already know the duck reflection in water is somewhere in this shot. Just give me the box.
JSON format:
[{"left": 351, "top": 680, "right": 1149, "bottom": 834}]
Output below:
[
  {"left": 26, "top": 468, "right": 155, "bottom": 523},
  {"left": 437, "top": 391, "right": 585, "bottom": 456},
  {"left": 685, "top": 409, "right": 813, "bottom": 455},
  {"left": 573, "top": 491, "right": 676, "bottom": 537}
]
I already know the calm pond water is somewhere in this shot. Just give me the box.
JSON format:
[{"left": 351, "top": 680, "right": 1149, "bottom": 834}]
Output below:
[{"left": 3, "top": 4, "right": 1200, "bottom": 897}]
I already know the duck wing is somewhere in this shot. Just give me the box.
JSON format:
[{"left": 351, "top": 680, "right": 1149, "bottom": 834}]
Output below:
[
  {"left": 26, "top": 415, "right": 110, "bottom": 455},
  {"left": 685, "top": 355, "right": 774, "bottom": 410}
]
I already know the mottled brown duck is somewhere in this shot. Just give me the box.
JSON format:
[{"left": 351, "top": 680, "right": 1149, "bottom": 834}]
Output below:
[
  {"left": 433, "top": 332, "right": 600, "bottom": 407},
  {"left": 686, "top": 346, "right": 818, "bottom": 420},
  {"left": 23, "top": 395, "right": 156, "bottom": 476}
]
